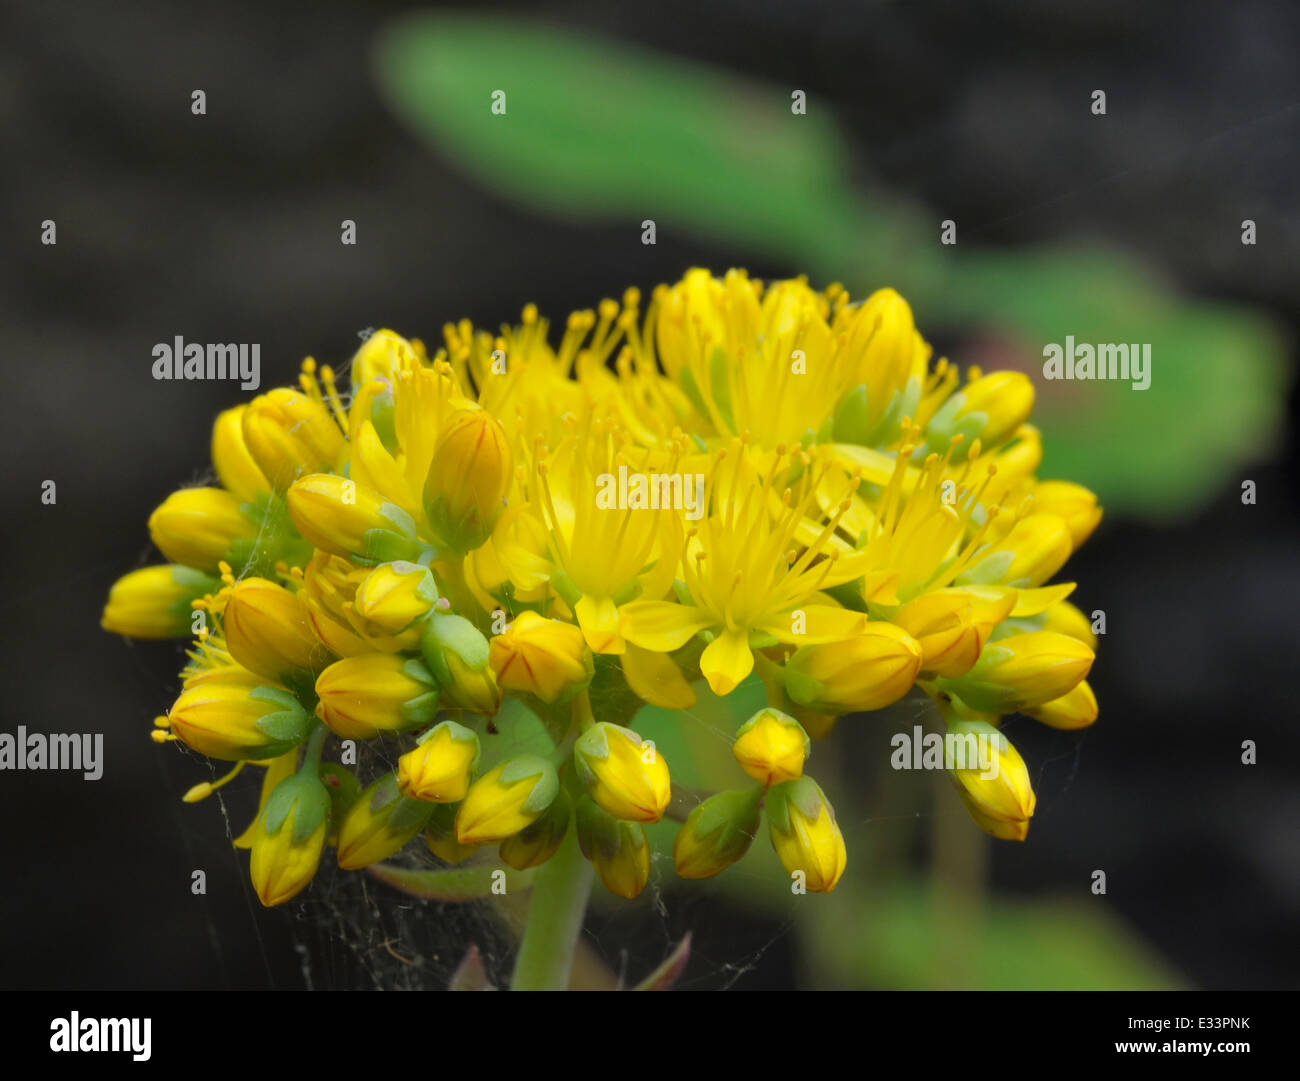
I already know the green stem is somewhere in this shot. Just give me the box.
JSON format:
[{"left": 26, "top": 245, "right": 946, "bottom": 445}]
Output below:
[{"left": 508, "top": 826, "right": 593, "bottom": 991}]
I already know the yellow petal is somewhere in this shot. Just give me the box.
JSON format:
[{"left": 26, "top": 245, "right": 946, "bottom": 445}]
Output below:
[
  {"left": 575, "top": 594, "right": 625, "bottom": 655},
  {"left": 619, "top": 600, "right": 712, "bottom": 653},
  {"left": 700, "top": 630, "right": 754, "bottom": 697}
]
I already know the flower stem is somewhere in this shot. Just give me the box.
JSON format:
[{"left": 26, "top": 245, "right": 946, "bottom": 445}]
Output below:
[{"left": 508, "top": 825, "right": 593, "bottom": 990}]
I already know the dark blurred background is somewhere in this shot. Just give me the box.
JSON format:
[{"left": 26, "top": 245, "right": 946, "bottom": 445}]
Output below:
[{"left": 1, "top": 0, "right": 1297, "bottom": 990}]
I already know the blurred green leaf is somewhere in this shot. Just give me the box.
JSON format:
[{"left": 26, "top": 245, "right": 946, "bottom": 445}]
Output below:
[
  {"left": 805, "top": 880, "right": 1187, "bottom": 990},
  {"left": 373, "top": 13, "right": 1289, "bottom": 518}
]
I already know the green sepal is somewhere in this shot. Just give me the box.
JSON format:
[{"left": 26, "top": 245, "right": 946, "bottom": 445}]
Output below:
[
  {"left": 499, "top": 755, "right": 559, "bottom": 815},
  {"left": 574, "top": 795, "right": 621, "bottom": 861},
  {"left": 765, "top": 775, "right": 824, "bottom": 835},
  {"left": 262, "top": 771, "right": 332, "bottom": 845},
  {"left": 421, "top": 612, "right": 491, "bottom": 678},
  {"left": 831, "top": 384, "right": 870, "bottom": 445},
  {"left": 955, "top": 549, "right": 1015, "bottom": 587},
  {"left": 707, "top": 345, "right": 736, "bottom": 431},
  {"left": 248, "top": 686, "right": 314, "bottom": 746},
  {"left": 318, "top": 763, "right": 361, "bottom": 840}
]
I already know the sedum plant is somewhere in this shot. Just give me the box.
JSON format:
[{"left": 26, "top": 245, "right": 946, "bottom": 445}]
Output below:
[{"left": 103, "top": 268, "right": 1100, "bottom": 988}]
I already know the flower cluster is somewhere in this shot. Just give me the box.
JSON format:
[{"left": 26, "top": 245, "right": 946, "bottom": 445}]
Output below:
[{"left": 104, "top": 268, "right": 1100, "bottom": 906}]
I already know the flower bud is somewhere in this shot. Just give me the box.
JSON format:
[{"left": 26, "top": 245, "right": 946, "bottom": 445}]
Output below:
[
  {"left": 732, "top": 708, "right": 808, "bottom": 787},
  {"left": 784, "top": 622, "right": 922, "bottom": 713},
  {"left": 423, "top": 408, "right": 512, "bottom": 552},
  {"left": 954, "top": 371, "right": 1035, "bottom": 447},
  {"left": 894, "top": 586, "right": 1017, "bottom": 679},
  {"left": 1032, "top": 480, "right": 1103, "bottom": 548},
  {"left": 499, "top": 789, "right": 573, "bottom": 870},
  {"left": 337, "top": 772, "right": 436, "bottom": 870},
  {"left": 353, "top": 561, "right": 439, "bottom": 635},
  {"left": 168, "top": 674, "right": 314, "bottom": 761},
  {"left": 953, "top": 780, "right": 1029, "bottom": 841},
  {"left": 441, "top": 652, "right": 504, "bottom": 715},
  {"left": 212, "top": 404, "right": 271, "bottom": 502},
  {"left": 1025, "top": 678, "right": 1098, "bottom": 730},
  {"left": 1042, "top": 599, "right": 1098, "bottom": 649},
  {"left": 424, "top": 801, "right": 479, "bottom": 864},
  {"left": 249, "top": 769, "right": 331, "bottom": 906},
  {"left": 300, "top": 552, "right": 388, "bottom": 656},
  {"left": 419, "top": 611, "right": 500, "bottom": 716},
  {"left": 964, "top": 513, "right": 1072, "bottom": 589},
  {"left": 147, "top": 487, "right": 257, "bottom": 572},
  {"left": 223, "top": 577, "right": 326, "bottom": 688},
  {"left": 396, "top": 720, "right": 480, "bottom": 803},
  {"left": 102, "top": 564, "right": 220, "bottom": 639},
  {"left": 673, "top": 789, "right": 761, "bottom": 880},
  {"left": 573, "top": 722, "right": 671, "bottom": 823},
  {"left": 454, "top": 755, "right": 559, "bottom": 845},
  {"left": 287, "top": 474, "right": 422, "bottom": 566},
  {"left": 489, "top": 610, "right": 593, "bottom": 703},
  {"left": 241, "top": 388, "right": 344, "bottom": 491},
  {"left": 351, "top": 328, "right": 419, "bottom": 389},
  {"left": 938, "top": 630, "right": 1094, "bottom": 713},
  {"left": 575, "top": 797, "right": 650, "bottom": 900},
  {"left": 947, "top": 719, "right": 1035, "bottom": 825},
  {"left": 765, "top": 776, "right": 847, "bottom": 893},
  {"left": 313, "top": 653, "right": 439, "bottom": 740}
]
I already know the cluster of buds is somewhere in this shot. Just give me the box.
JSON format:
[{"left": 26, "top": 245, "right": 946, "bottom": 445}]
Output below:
[{"left": 105, "top": 269, "right": 1101, "bottom": 914}]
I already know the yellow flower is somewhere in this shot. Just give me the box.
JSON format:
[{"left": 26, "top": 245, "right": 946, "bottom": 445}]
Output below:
[
  {"left": 222, "top": 576, "right": 325, "bottom": 686},
  {"left": 455, "top": 756, "right": 558, "bottom": 844},
  {"left": 620, "top": 443, "right": 869, "bottom": 697},
  {"left": 573, "top": 722, "right": 671, "bottom": 824},
  {"left": 489, "top": 611, "right": 593, "bottom": 703},
  {"left": 353, "top": 561, "right": 439, "bottom": 635},
  {"left": 287, "top": 474, "right": 422, "bottom": 566},
  {"left": 499, "top": 789, "right": 572, "bottom": 870},
  {"left": 940, "top": 630, "right": 1094, "bottom": 713},
  {"left": 893, "top": 586, "right": 1017, "bottom": 679},
  {"left": 249, "top": 770, "right": 331, "bottom": 906},
  {"left": 337, "top": 773, "right": 435, "bottom": 870},
  {"left": 732, "top": 708, "right": 808, "bottom": 787},
  {"left": 423, "top": 407, "right": 512, "bottom": 552},
  {"left": 167, "top": 671, "right": 313, "bottom": 761},
  {"left": 673, "top": 789, "right": 760, "bottom": 880},
  {"left": 766, "top": 777, "right": 846, "bottom": 893},
  {"left": 211, "top": 404, "right": 270, "bottom": 501},
  {"left": 396, "top": 720, "right": 480, "bottom": 803},
  {"left": 520, "top": 431, "right": 682, "bottom": 655},
  {"left": 313, "top": 653, "right": 439, "bottom": 740},
  {"left": 241, "top": 387, "right": 344, "bottom": 491},
  {"left": 783, "top": 622, "right": 923, "bottom": 713},
  {"left": 350, "top": 328, "right": 422, "bottom": 388},
  {"left": 947, "top": 719, "right": 1036, "bottom": 826},
  {"left": 102, "top": 564, "right": 219, "bottom": 639},
  {"left": 147, "top": 487, "right": 257, "bottom": 572},
  {"left": 575, "top": 797, "right": 650, "bottom": 900}
]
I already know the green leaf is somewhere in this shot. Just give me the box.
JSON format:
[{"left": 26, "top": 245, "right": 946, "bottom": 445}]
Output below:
[{"left": 373, "top": 15, "right": 1288, "bottom": 519}]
